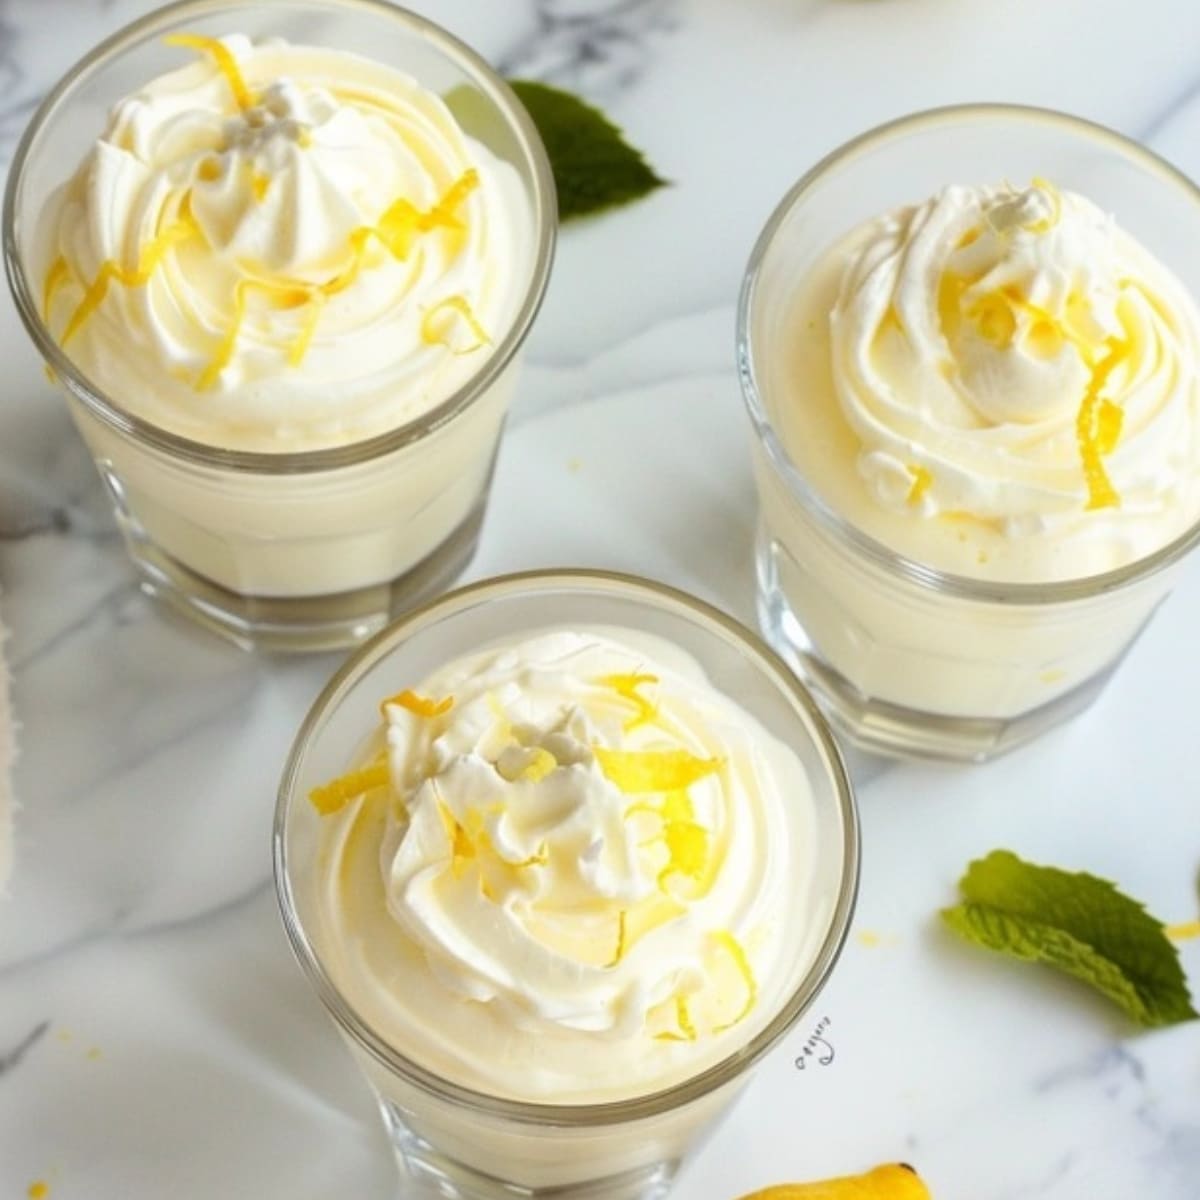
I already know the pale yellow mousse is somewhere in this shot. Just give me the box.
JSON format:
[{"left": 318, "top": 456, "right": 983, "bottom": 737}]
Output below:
[
  {"left": 774, "top": 181, "right": 1200, "bottom": 581},
  {"left": 39, "top": 34, "right": 529, "bottom": 451},
  {"left": 308, "top": 630, "right": 822, "bottom": 1102}
]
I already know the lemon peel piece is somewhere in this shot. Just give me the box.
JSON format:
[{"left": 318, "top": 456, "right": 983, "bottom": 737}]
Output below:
[
  {"left": 421, "top": 295, "right": 491, "bottom": 355},
  {"left": 609, "top": 894, "right": 686, "bottom": 967},
  {"left": 437, "top": 802, "right": 477, "bottom": 877},
  {"left": 1076, "top": 338, "right": 1129, "bottom": 510},
  {"left": 495, "top": 746, "right": 558, "bottom": 783},
  {"left": 60, "top": 214, "right": 199, "bottom": 347},
  {"left": 287, "top": 294, "right": 325, "bottom": 368},
  {"left": 517, "top": 747, "right": 558, "bottom": 783},
  {"left": 309, "top": 762, "right": 390, "bottom": 816},
  {"left": 711, "top": 929, "right": 758, "bottom": 1033},
  {"left": 599, "top": 672, "right": 659, "bottom": 730},
  {"left": 660, "top": 820, "right": 709, "bottom": 886},
  {"left": 165, "top": 33, "right": 255, "bottom": 111},
  {"left": 42, "top": 256, "right": 69, "bottom": 321},
  {"left": 197, "top": 279, "right": 249, "bottom": 390},
  {"left": 905, "top": 465, "right": 933, "bottom": 506},
  {"left": 1027, "top": 176, "right": 1063, "bottom": 235},
  {"left": 1166, "top": 920, "right": 1200, "bottom": 941},
  {"left": 736, "top": 1163, "right": 931, "bottom": 1200},
  {"left": 380, "top": 689, "right": 454, "bottom": 719},
  {"left": 609, "top": 910, "right": 628, "bottom": 967},
  {"left": 655, "top": 993, "right": 698, "bottom": 1042},
  {"left": 594, "top": 748, "right": 721, "bottom": 794}
]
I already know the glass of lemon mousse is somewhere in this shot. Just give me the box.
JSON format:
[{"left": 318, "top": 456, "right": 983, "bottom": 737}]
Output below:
[
  {"left": 740, "top": 105, "right": 1200, "bottom": 761},
  {"left": 274, "top": 570, "right": 859, "bottom": 1200},
  {"left": 3, "top": 0, "right": 554, "bottom": 651}
]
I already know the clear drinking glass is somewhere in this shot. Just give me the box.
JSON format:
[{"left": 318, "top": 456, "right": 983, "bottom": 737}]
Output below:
[
  {"left": 3, "top": 0, "right": 555, "bottom": 651},
  {"left": 275, "top": 570, "right": 859, "bottom": 1200},
  {"left": 739, "top": 105, "right": 1200, "bottom": 762}
]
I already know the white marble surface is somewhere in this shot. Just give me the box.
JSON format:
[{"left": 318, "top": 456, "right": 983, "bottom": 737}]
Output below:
[{"left": 2, "top": 1, "right": 1200, "bottom": 1197}]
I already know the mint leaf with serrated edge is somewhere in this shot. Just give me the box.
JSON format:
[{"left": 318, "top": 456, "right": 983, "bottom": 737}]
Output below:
[
  {"left": 942, "top": 850, "right": 1197, "bottom": 1029},
  {"left": 508, "top": 80, "right": 667, "bottom": 222}
]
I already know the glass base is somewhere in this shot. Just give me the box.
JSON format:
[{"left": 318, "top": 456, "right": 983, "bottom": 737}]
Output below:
[
  {"left": 755, "top": 527, "right": 1123, "bottom": 763},
  {"left": 119, "top": 501, "right": 487, "bottom": 654},
  {"left": 379, "top": 1099, "right": 676, "bottom": 1200},
  {"left": 379, "top": 1101, "right": 676, "bottom": 1200}
]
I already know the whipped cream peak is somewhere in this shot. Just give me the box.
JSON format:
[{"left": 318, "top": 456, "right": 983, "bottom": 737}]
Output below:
[
  {"left": 311, "top": 629, "right": 818, "bottom": 1097},
  {"left": 40, "top": 33, "right": 529, "bottom": 449},
  {"left": 831, "top": 180, "right": 1200, "bottom": 537}
]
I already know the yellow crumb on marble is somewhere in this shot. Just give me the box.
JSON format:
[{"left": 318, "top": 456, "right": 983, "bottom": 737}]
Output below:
[
  {"left": 567, "top": 457, "right": 583, "bottom": 474},
  {"left": 857, "top": 929, "right": 900, "bottom": 948},
  {"left": 55, "top": 1029, "right": 72, "bottom": 1043},
  {"left": 28, "top": 1181, "right": 50, "bottom": 1199},
  {"left": 86, "top": 1046, "right": 103, "bottom": 1061}
]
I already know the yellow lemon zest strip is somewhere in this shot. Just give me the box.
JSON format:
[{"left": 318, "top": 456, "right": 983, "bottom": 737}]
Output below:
[
  {"left": 594, "top": 748, "right": 721, "bottom": 794},
  {"left": 495, "top": 746, "right": 559, "bottom": 783},
  {"left": 599, "top": 672, "right": 659, "bottom": 731},
  {"left": 287, "top": 293, "right": 325, "bottom": 367},
  {"left": 941, "top": 259, "right": 1132, "bottom": 509},
  {"left": 995, "top": 287, "right": 1129, "bottom": 505},
  {"left": 906, "top": 465, "right": 933, "bottom": 506},
  {"left": 517, "top": 747, "right": 558, "bottom": 783},
  {"left": 657, "top": 820, "right": 710, "bottom": 890},
  {"left": 323, "top": 170, "right": 479, "bottom": 298},
  {"left": 1166, "top": 920, "right": 1200, "bottom": 941},
  {"left": 250, "top": 172, "right": 270, "bottom": 203},
  {"left": 1027, "top": 176, "right": 1063, "bottom": 235},
  {"left": 1095, "top": 397, "right": 1124, "bottom": 456},
  {"left": 437, "top": 802, "right": 476, "bottom": 877},
  {"left": 165, "top": 33, "right": 255, "bottom": 111},
  {"left": 608, "top": 910, "right": 628, "bottom": 967},
  {"left": 711, "top": 930, "right": 758, "bottom": 1033},
  {"left": 1076, "top": 338, "right": 1129, "bottom": 510},
  {"left": 420, "top": 294, "right": 491, "bottom": 355},
  {"left": 380, "top": 689, "right": 454, "bottom": 719},
  {"left": 42, "top": 255, "right": 69, "bottom": 321},
  {"left": 61, "top": 215, "right": 198, "bottom": 347},
  {"left": 197, "top": 280, "right": 248, "bottom": 391},
  {"left": 675, "top": 993, "right": 697, "bottom": 1040},
  {"left": 655, "top": 993, "right": 698, "bottom": 1042},
  {"left": 500, "top": 843, "right": 548, "bottom": 869},
  {"left": 309, "top": 762, "right": 390, "bottom": 816}
]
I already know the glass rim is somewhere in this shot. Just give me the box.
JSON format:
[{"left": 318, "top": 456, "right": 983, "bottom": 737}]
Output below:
[
  {"left": 1, "top": 0, "right": 557, "bottom": 476},
  {"left": 273, "top": 567, "right": 861, "bottom": 1126},
  {"left": 738, "top": 102, "right": 1200, "bottom": 605}
]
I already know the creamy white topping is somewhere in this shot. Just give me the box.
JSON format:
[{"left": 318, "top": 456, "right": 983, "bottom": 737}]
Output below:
[
  {"left": 829, "top": 182, "right": 1200, "bottom": 563},
  {"left": 41, "top": 35, "right": 529, "bottom": 451},
  {"left": 312, "top": 630, "right": 819, "bottom": 1101}
]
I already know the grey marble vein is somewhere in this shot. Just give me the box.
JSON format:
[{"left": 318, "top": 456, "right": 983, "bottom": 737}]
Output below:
[
  {"left": 0, "top": 0, "right": 35, "bottom": 165},
  {"left": 498, "top": 0, "right": 680, "bottom": 101},
  {"left": 0, "top": 1018, "right": 47, "bottom": 1076},
  {"left": 1138, "top": 75, "right": 1200, "bottom": 143}
]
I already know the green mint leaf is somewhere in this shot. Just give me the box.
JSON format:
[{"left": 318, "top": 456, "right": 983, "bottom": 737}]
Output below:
[
  {"left": 508, "top": 79, "right": 667, "bottom": 222},
  {"left": 942, "top": 850, "right": 1197, "bottom": 1029}
]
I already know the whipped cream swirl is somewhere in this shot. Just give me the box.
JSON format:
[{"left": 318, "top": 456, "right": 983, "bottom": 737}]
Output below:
[
  {"left": 830, "top": 182, "right": 1200, "bottom": 544},
  {"left": 313, "top": 630, "right": 815, "bottom": 1100},
  {"left": 41, "top": 35, "right": 528, "bottom": 451}
]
